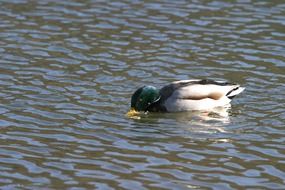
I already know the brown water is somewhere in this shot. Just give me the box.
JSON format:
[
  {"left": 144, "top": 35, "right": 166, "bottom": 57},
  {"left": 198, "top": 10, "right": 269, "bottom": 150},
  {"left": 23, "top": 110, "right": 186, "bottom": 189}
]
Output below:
[{"left": 0, "top": 0, "right": 285, "bottom": 189}]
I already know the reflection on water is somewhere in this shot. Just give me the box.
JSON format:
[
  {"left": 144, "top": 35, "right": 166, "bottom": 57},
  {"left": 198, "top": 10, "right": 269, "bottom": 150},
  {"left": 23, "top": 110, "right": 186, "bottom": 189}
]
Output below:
[{"left": 0, "top": 0, "right": 285, "bottom": 189}]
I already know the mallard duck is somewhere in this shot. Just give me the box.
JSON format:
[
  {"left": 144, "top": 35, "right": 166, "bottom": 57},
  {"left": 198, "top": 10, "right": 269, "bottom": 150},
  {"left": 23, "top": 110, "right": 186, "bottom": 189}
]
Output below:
[{"left": 128, "top": 79, "right": 245, "bottom": 113}]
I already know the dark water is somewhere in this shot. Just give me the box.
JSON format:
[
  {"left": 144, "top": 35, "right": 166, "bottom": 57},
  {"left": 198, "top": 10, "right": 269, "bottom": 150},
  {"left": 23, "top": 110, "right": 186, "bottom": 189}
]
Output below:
[{"left": 0, "top": 0, "right": 285, "bottom": 189}]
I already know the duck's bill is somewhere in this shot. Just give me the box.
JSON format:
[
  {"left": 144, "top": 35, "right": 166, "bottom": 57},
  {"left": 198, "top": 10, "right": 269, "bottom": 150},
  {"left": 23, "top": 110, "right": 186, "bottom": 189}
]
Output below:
[{"left": 126, "top": 108, "right": 141, "bottom": 119}]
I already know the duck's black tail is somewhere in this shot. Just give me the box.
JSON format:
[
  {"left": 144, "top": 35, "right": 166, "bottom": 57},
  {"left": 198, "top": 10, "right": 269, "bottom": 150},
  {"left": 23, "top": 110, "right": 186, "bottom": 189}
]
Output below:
[{"left": 226, "top": 86, "right": 245, "bottom": 99}]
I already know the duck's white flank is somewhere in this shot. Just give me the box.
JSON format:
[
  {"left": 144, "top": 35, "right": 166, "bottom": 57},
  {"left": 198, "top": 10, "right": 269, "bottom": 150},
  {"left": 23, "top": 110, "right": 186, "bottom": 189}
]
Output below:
[{"left": 164, "top": 80, "right": 244, "bottom": 112}]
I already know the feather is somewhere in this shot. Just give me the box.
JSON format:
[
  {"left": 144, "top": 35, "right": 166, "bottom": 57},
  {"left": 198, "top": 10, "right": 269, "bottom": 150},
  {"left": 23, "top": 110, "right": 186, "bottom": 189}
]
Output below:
[{"left": 160, "top": 79, "right": 245, "bottom": 112}]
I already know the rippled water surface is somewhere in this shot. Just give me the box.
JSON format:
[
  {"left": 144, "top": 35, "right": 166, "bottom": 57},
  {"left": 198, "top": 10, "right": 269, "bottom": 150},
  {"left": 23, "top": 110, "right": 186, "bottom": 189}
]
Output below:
[{"left": 0, "top": 0, "right": 285, "bottom": 189}]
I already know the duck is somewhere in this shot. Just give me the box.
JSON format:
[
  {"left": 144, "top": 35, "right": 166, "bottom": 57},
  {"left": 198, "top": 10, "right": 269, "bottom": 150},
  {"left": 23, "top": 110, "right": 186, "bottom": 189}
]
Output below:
[{"left": 128, "top": 79, "right": 245, "bottom": 114}]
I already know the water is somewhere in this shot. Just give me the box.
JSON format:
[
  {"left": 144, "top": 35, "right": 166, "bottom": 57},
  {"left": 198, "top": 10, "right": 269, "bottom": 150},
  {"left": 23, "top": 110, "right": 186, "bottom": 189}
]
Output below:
[{"left": 0, "top": 0, "right": 284, "bottom": 189}]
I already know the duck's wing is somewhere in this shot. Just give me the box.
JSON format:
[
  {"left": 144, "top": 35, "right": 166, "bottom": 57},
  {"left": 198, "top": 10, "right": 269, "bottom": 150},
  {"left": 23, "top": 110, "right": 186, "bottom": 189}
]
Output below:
[{"left": 160, "top": 79, "right": 245, "bottom": 101}]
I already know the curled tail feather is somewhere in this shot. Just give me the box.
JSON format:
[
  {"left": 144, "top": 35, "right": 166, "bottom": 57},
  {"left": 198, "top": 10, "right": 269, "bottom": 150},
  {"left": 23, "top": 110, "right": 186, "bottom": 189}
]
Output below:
[{"left": 226, "top": 87, "right": 245, "bottom": 99}]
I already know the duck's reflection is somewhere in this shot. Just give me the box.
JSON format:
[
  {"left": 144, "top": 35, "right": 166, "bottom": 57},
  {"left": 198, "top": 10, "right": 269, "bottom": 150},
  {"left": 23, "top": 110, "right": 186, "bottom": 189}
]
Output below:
[
  {"left": 172, "top": 106, "right": 231, "bottom": 133},
  {"left": 128, "top": 105, "right": 231, "bottom": 126}
]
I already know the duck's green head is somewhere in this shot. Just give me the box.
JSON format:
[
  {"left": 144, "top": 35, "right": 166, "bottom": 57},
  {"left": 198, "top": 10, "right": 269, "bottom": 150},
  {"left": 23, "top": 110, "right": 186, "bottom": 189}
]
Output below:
[{"left": 130, "top": 86, "right": 160, "bottom": 112}]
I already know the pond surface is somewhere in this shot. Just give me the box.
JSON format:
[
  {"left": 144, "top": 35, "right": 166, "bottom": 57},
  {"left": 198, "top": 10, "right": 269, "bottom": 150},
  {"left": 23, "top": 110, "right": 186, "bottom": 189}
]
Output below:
[{"left": 0, "top": 0, "right": 285, "bottom": 189}]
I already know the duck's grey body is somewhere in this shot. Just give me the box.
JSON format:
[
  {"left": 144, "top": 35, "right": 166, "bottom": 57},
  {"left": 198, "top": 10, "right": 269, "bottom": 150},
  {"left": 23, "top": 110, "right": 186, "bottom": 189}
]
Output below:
[{"left": 146, "top": 79, "right": 245, "bottom": 112}]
